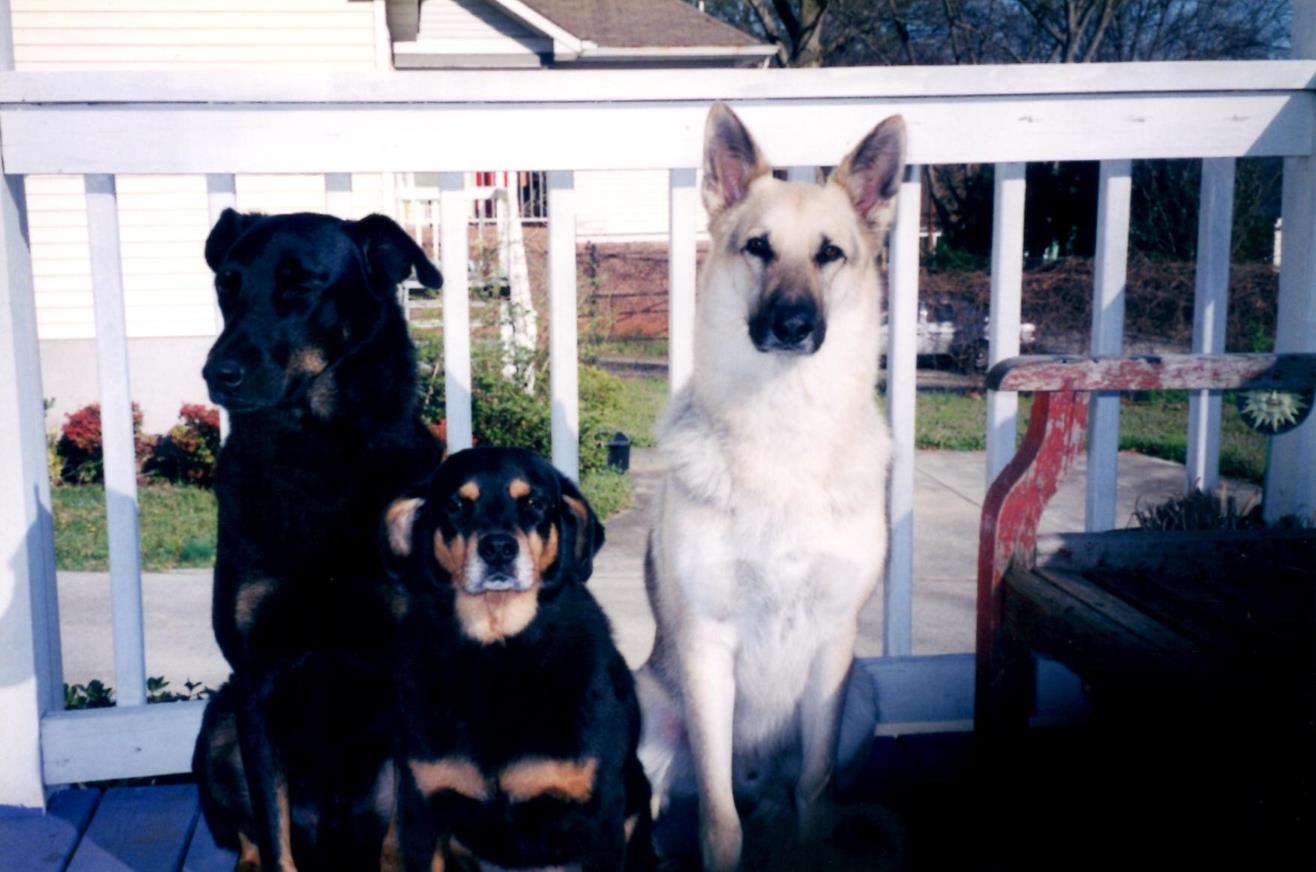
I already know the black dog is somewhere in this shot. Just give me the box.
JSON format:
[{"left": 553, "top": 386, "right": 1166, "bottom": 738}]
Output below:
[
  {"left": 191, "top": 210, "right": 444, "bottom": 870},
  {"left": 385, "top": 447, "right": 655, "bottom": 871}
]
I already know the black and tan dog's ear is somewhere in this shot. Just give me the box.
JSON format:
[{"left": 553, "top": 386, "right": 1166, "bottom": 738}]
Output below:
[
  {"left": 558, "top": 475, "right": 605, "bottom": 583},
  {"left": 348, "top": 213, "right": 443, "bottom": 292},
  {"left": 204, "top": 208, "right": 262, "bottom": 272},
  {"left": 830, "top": 115, "right": 906, "bottom": 237},
  {"left": 702, "top": 101, "right": 771, "bottom": 223},
  {"left": 384, "top": 496, "right": 425, "bottom": 558}
]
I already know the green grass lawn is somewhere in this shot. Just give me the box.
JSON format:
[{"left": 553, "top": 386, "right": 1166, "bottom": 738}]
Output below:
[
  {"left": 908, "top": 389, "right": 1267, "bottom": 482},
  {"left": 51, "top": 382, "right": 1268, "bottom": 572},
  {"left": 53, "top": 483, "right": 217, "bottom": 572}
]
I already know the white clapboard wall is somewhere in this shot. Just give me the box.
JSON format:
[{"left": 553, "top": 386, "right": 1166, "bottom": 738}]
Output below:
[{"left": 14, "top": 0, "right": 386, "bottom": 345}]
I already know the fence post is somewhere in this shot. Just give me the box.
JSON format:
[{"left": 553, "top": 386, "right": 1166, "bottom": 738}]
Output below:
[
  {"left": 986, "top": 163, "right": 1026, "bottom": 484},
  {"left": 1086, "top": 160, "right": 1131, "bottom": 532},
  {"left": 667, "top": 168, "right": 697, "bottom": 395},
  {"left": 547, "top": 170, "right": 579, "bottom": 481},
  {"left": 1265, "top": 8, "right": 1316, "bottom": 521},
  {"left": 0, "top": 0, "right": 61, "bottom": 808},
  {"left": 439, "top": 172, "right": 473, "bottom": 452},
  {"left": 885, "top": 165, "right": 921, "bottom": 657},
  {"left": 85, "top": 174, "right": 147, "bottom": 707},
  {"left": 1186, "top": 158, "right": 1235, "bottom": 493}
]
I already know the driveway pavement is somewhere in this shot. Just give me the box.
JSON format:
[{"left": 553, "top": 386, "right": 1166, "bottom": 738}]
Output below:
[{"left": 55, "top": 448, "right": 1258, "bottom": 691}]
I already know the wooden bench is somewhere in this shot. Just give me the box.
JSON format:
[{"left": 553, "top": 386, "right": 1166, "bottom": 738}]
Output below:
[{"left": 974, "top": 353, "right": 1316, "bottom": 734}]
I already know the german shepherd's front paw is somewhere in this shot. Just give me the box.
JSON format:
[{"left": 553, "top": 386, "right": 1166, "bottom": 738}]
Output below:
[{"left": 700, "top": 813, "right": 742, "bottom": 872}]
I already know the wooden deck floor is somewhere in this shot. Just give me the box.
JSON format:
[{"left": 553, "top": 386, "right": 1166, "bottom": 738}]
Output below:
[{"left": 0, "top": 784, "right": 235, "bottom": 872}]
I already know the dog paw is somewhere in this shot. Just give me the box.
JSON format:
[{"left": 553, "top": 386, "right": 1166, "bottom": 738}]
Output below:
[{"left": 700, "top": 814, "right": 742, "bottom": 872}]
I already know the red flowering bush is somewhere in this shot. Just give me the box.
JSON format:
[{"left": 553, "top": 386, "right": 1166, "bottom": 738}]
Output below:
[
  {"left": 57, "top": 402, "right": 154, "bottom": 484},
  {"left": 148, "top": 404, "right": 221, "bottom": 488}
]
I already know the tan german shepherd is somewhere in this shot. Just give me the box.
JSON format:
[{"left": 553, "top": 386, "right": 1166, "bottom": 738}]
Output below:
[{"left": 635, "top": 102, "right": 905, "bottom": 871}]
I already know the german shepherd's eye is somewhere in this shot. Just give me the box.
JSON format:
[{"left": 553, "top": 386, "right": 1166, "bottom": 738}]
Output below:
[
  {"left": 816, "top": 241, "right": 845, "bottom": 266},
  {"left": 743, "top": 235, "right": 774, "bottom": 261}
]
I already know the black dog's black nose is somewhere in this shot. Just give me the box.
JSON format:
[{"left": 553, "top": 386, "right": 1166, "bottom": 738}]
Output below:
[
  {"left": 214, "top": 361, "right": 244, "bottom": 390},
  {"left": 478, "top": 533, "right": 519, "bottom": 566},
  {"left": 771, "top": 301, "right": 818, "bottom": 346}
]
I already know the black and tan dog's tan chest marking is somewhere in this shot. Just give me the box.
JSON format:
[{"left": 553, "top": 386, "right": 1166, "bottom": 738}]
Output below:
[{"left": 387, "top": 448, "right": 654, "bottom": 872}]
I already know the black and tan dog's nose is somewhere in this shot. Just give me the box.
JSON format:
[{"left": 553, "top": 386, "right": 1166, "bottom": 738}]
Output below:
[{"left": 477, "top": 533, "right": 518, "bottom": 567}]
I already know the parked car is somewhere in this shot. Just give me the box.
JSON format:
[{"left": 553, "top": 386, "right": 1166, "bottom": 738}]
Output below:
[{"left": 881, "top": 299, "right": 1037, "bottom": 372}]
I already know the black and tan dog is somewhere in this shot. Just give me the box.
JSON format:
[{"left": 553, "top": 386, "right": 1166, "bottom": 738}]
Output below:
[
  {"left": 191, "top": 210, "right": 444, "bottom": 870},
  {"left": 384, "top": 447, "right": 654, "bottom": 871}
]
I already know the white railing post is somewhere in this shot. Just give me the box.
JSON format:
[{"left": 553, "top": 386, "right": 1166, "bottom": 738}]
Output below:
[
  {"left": 547, "top": 170, "right": 580, "bottom": 481},
  {"left": 325, "top": 172, "right": 352, "bottom": 218},
  {"left": 885, "top": 164, "right": 920, "bottom": 657},
  {"left": 667, "top": 168, "right": 697, "bottom": 395},
  {"left": 1186, "top": 158, "right": 1235, "bottom": 493},
  {"left": 439, "top": 172, "right": 473, "bottom": 452},
  {"left": 1265, "top": 9, "right": 1316, "bottom": 521},
  {"left": 0, "top": 169, "right": 62, "bottom": 808},
  {"left": 0, "top": 0, "right": 60, "bottom": 808},
  {"left": 85, "top": 174, "right": 147, "bottom": 707},
  {"left": 1086, "top": 159, "right": 1131, "bottom": 532},
  {"left": 986, "top": 162, "right": 1026, "bottom": 484},
  {"left": 206, "top": 174, "right": 236, "bottom": 442}
]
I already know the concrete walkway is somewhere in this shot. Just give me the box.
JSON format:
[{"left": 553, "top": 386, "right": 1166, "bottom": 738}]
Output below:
[{"left": 55, "top": 448, "right": 1258, "bottom": 691}]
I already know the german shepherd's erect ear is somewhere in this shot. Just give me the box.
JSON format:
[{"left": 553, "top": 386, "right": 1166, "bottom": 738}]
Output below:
[
  {"left": 830, "top": 115, "right": 906, "bottom": 237},
  {"left": 347, "top": 213, "right": 443, "bottom": 294},
  {"left": 702, "top": 101, "right": 772, "bottom": 223}
]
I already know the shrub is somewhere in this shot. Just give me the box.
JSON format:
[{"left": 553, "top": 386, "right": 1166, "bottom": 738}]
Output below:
[
  {"left": 415, "top": 338, "right": 626, "bottom": 477},
  {"left": 149, "top": 404, "right": 221, "bottom": 488},
  {"left": 57, "top": 402, "right": 154, "bottom": 484}
]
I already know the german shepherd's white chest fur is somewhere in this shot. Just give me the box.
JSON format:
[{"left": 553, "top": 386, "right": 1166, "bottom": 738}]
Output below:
[{"left": 637, "top": 102, "right": 905, "bottom": 871}]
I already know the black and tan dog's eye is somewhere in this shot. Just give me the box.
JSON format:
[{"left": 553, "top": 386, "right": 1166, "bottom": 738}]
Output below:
[
  {"left": 522, "top": 494, "right": 546, "bottom": 514},
  {"left": 815, "top": 241, "right": 845, "bottom": 266},
  {"left": 743, "top": 235, "right": 774, "bottom": 261}
]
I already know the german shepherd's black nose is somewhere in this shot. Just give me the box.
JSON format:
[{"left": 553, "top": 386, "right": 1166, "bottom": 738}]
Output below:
[
  {"left": 771, "top": 302, "right": 817, "bottom": 346},
  {"left": 751, "top": 295, "right": 826, "bottom": 354},
  {"left": 478, "top": 533, "right": 518, "bottom": 566}
]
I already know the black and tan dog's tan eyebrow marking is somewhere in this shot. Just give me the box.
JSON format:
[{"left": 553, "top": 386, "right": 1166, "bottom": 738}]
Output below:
[
  {"left": 498, "top": 757, "right": 598, "bottom": 804},
  {"left": 458, "top": 481, "right": 480, "bottom": 501},
  {"left": 508, "top": 479, "right": 531, "bottom": 499},
  {"left": 409, "top": 757, "right": 490, "bottom": 802}
]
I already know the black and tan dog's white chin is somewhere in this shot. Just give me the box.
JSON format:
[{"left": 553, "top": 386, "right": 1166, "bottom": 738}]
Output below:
[
  {"left": 748, "top": 292, "right": 826, "bottom": 356},
  {"left": 200, "top": 209, "right": 441, "bottom": 414}
]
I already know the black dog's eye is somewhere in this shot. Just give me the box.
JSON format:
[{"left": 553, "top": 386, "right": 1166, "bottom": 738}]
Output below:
[
  {"left": 216, "top": 268, "right": 241, "bottom": 297},
  {"left": 816, "top": 241, "right": 845, "bottom": 266},
  {"left": 446, "top": 494, "right": 467, "bottom": 516},
  {"left": 521, "top": 495, "right": 546, "bottom": 514},
  {"left": 743, "top": 235, "right": 773, "bottom": 261}
]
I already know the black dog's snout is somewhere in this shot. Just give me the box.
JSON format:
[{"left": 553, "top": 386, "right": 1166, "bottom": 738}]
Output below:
[
  {"left": 771, "top": 302, "right": 818, "bottom": 346},
  {"left": 213, "top": 361, "right": 245, "bottom": 390},
  {"left": 477, "top": 533, "right": 519, "bottom": 566}
]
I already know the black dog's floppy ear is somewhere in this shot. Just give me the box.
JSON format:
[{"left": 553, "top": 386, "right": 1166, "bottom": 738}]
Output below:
[
  {"left": 702, "top": 101, "right": 771, "bottom": 224},
  {"left": 348, "top": 213, "right": 443, "bottom": 291},
  {"left": 558, "top": 474, "right": 605, "bottom": 583},
  {"left": 204, "top": 208, "right": 262, "bottom": 272},
  {"left": 830, "top": 115, "right": 906, "bottom": 237},
  {"left": 384, "top": 496, "right": 425, "bottom": 559}
]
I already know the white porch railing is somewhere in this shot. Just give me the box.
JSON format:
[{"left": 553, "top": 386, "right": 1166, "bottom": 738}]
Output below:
[{"left": 2, "top": 45, "right": 1315, "bottom": 808}]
